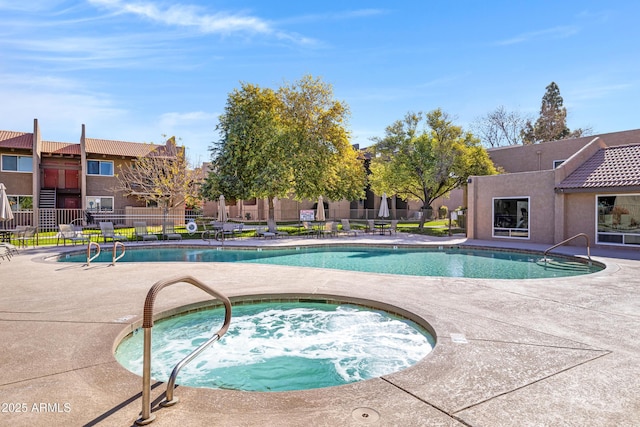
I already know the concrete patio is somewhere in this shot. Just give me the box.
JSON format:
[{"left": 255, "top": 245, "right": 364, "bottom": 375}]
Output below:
[{"left": 0, "top": 234, "right": 639, "bottom": 426}]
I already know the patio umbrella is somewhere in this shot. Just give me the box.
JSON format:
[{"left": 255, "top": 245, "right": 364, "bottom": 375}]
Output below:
[
  {"left": 316, "top": 196, "right": 326, "bottom": 221},
  {"left": 218, "top": 195, "right": 227, "bottom": 222},
  {"left": 0, "top": 183, "right": 14, "bottom": 224},
  {"left": 378, "top": 193, "right": 390, "bottom": 218}
]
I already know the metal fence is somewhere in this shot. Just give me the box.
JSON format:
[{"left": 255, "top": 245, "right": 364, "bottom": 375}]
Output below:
[{"left": 2, "top": 207, "right": 452, "bottom": 247}]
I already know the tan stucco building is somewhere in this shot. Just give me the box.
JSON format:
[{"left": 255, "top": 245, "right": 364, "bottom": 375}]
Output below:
[{"left": 467, "top": 129, "right": 640, "bottom": 250}]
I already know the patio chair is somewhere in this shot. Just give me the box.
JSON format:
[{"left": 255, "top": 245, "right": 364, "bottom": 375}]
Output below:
[
  {"left": 0, "top": 242, "right": 19, "bottom": 256},
  {"left": 14, "top": 225, "right": 37, "bottom": 248},
  {"left": 255, "top": 227, "right": 276, "bottom": 239},
  {"left": 163, "top": 223, "right": 182, "bottom": 240},
  {"left": 133, "top": 222, "right": 158, "bottom": 241},
  {"left": 365, "top": 220, "right": 375, "bottom": 234},
  {"left": 318, "top": 221, "right": 336, "bottom": 238},
  {"left": 0, "top": 245, "right": 11, "bottom": 262},
  {"left": 57, "top": 224, "right": 90, "bottom": 246},
  {"left": 300, "top": 221, "right": 317, "bottom": 238},
  {"left": 340, "top": 219, "right": 364, "bottom": 237},
  {"left": 384, "top": 220, "right": 398, "bottom": 235},
  {"left": 99, "top": 222, "right": 128, "bottom": 243}
]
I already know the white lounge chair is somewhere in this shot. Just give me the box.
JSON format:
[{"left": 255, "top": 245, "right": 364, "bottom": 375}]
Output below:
[
  {"left": 58, "top": 224, "right": 90, "bottom": 246},
  {"left": 133, "top": 222, "right": 158, "bottom": 241},
  {"left": 99, "top": 222, "right": 127, "bottom": 242},
  {"left": 340, "top": 219, "right": 364, "bottom": 237},
  {"left": 163, "top": 223, "right": 182, "bottom": 240}
]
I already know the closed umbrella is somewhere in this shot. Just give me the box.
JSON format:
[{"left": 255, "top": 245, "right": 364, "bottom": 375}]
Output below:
[
  {"left": 378, "top": 193, "right": 390, "bottom": 218},
  {"left": 218, "top": 195, "right": 227, "bottom": 222},
  {"left": 0, "top": 183, "right": 14, "bottom": 224},
  {"left": 316, "top": 196, "right": 326, "bottom": 221}
]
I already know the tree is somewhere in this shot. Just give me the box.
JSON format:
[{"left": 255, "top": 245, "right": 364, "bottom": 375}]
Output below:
[
  {"left": 369, "top": 109, "right": 497, "bottom": 228},
  {"left": 114, "top": 137, "right": 200, "bottom": 229},
  {"left": 522, "top": 82, "right": 590, "bottom": 144},
  {"left": 472, "top": 106, "right": 530, "bottom": 147},
  {"left": 202, "top": 75, "right": 366, "bottom": 230}
]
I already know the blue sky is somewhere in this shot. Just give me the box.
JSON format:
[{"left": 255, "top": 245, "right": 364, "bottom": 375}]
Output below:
[{"left": 1, "top": 1, "right": 639, "bottom": 165}]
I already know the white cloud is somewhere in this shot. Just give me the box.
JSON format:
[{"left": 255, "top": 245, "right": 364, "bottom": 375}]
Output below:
[
  {"left": 88, "top": 0, "right": 315, "bottom": 44},
  {"left": 496, "top": 26, "right": 579, "bottom": 46}
]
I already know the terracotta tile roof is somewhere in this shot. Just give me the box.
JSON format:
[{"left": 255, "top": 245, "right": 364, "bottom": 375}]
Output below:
[
  {"left": 41, "top": 141, "right": 80, "bottom": 156},
  {"left": 85, "top": 138, "right": 166, "bottom": 157},
  {"left": 0, "top": 130, "right": 32, "bottom": 149},
  {"left": 558, "top": 144, "right": 640, "bottom": 189}
]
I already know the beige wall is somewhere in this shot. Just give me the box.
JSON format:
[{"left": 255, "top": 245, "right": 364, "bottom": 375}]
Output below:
[
  {"left": 468, "top": 170, "right": 556, "bottom": 244},
  {"left": 488, "top": 129, "right": 640, "bottom": 173}
]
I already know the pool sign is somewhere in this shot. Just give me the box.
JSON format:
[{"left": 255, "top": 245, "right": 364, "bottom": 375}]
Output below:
[{"left": 300, "top": 210, "right": 315, "bottom": 221}]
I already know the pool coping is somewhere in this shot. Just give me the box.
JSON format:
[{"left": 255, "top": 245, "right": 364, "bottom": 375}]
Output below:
[{"left": 1, "top": 235, "right": 639, "bottom": 426}]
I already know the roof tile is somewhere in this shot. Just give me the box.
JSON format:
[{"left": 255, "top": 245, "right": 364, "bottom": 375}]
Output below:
[{"left": 558, "top": 144, "right": 640, "bottom": 189}]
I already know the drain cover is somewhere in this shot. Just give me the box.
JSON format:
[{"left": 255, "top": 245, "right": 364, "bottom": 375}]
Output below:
[{"left": 351, "top": 407, "right": 380, "bottom": 423}]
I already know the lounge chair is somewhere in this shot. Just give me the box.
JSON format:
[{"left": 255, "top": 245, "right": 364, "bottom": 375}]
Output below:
[
  {"left": 299, "top": 221, "right": 317, "bottom": 238},
  {"left": 340, "top": 219, "right": 364, "bottom": 237},
  {"left": 99, "top": 222, "right": 128, "bottom": 242},
  {"left": 318, "top": 221, "right": 336, "bottom": 238},
  {"left": 0, "top": 242, "right": 19, "bottom": 256},
  {"left": 133, "top": 222, "right": 158, "bottom": 241},
  {"left": 14, "top": 225, "right": 38, "bottom": 248},
  {"left": 365, "top": 220, "right": 375, "bottom": 234},
  {"left": 163, "top": 223, "right": 182, "bottom": 240},
  {"left": 58, "top": 224, "right": 90, "bottom": 246},
  {"left": 384, "top": 220, "right": 398, "bottom": 235},
  {"left": 255, "top": 226, "right": 276, "bottom": 239}
]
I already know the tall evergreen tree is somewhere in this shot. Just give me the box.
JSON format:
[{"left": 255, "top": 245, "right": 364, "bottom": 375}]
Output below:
[{"left": 522, "top": 82, "right": 587, "bottom": 144}]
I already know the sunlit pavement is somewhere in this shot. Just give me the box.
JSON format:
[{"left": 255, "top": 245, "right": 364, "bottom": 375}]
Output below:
[{"left": 1, "top": 235, "right": 639, "bottom": 426}]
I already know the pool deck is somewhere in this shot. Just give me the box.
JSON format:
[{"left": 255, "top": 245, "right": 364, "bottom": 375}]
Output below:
[{"left": 1, "top": 233, "right": 639, "bottom": 426}]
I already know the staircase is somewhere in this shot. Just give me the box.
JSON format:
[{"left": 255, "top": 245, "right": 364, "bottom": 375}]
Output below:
[
  {"left": 39, "top": 189, "right": 57, "bottom": 232},
  {"left": 39, "top": 189, "right": 56, "bottom": 208}
]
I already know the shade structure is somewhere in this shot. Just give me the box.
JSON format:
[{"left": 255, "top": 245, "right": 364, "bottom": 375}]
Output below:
[
  {"left": 316, "top": 196, "right": 326, "bottom": 221},
  {"left": 218, "top": 195, "right": 228, "bottom": 222},
  {"left": 0, "top": 183, "right": 14, "bottom": 223},
  {"left": 378, "top": 193, "right": 390, "bottom": 218}
]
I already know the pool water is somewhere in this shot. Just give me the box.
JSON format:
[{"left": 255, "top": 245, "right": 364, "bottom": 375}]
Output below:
[
  {"left": 115, "top": 301, "right": 435, "bottom": 391},
  {"left": 60, "top": 245, "right": 601, "bottom": 279}
]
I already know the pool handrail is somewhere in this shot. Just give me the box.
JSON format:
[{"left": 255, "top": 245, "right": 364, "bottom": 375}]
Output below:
[
  {"left": 112, "top": 241, "right": 126, "bottom": 265},
  {"left": 86, "top": 241, "right": 100, "bottom": 265},
  {"left": 135, "top": 276, "right": 232, "bottom": 426},
  {"left": 543, "top": 233, "right": 591, "bottom": 263}
]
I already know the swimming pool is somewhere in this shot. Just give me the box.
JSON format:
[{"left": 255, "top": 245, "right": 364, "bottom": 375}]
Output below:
[
  {"left": 58, "top": 245, "right": 602, "bottom": 279},
  {"left": 115, "top": 300, "right": 435, "bottom": 391}
]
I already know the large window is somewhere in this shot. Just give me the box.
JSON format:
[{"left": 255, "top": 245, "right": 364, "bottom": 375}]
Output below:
[
  {"left": 87, "top": 160, "right": 114, "bottom": 176},
  {"left": 8, "top": 195, "right": 33, "bottom": 211},
  {"left": 86, "top": 196, "right": 114, "bottom": 212},
  {"left": 1, "top": 155, "right": 33, "bottom": 172},
  {"left": 597, "top": 194, "right": 640, "bottom": 245},
  {"left": 493, "top": 197, "right": 529, "bottom": 239}
]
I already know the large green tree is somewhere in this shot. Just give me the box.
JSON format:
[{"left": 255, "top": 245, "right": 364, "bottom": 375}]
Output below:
[
  {"left": 369, "top": 109, "right": 497, "bottom": 228},
  {"left": 202, "top": 75, "right": 366, "bottom": 230},
  {"left": 522, "top": 82, "right": 590, "bottom": 144}
]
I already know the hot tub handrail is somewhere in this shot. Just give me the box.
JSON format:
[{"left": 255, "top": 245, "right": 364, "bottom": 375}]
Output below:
[
  {"left": 135, "top": 276, "right": 232, "bottom": 426},
  {"left": 543, "top": 233, "right": 591, "bottom": 263}
]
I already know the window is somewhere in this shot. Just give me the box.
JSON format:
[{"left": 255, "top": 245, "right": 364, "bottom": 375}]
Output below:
[
  {"left": 87, "top": 160, "right": 114, "bottom": 176},
  {"left": 86, "top": 196, "right": 114, "bottom": 212},
  {"left": 493, "top": 197, "right": 529, "bottom": 239},
  {"left": 597, "top": 194, "right": 640, "bottom": 246},
  {"left": 553, "top": 160, "right": 565, "bottom": 168},
  {"left": 1, "top": 155, "right": 33, "bottom": 172},
  {"left": 8, "top": 195, "right": 33, "bottom": 211}
]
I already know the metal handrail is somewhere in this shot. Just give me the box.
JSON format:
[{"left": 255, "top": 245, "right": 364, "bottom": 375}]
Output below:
[
  {"left": 543, "top": 233, "right": 591, "bottom": 263},
  {"left": 111, "top": 241, "right": 126, "bottom": 265},
  {"left": 135, "top": 276, "right": 232, "bottom": 426},
  {"left": 86, "top": 241, "right": 100, "bottom": 265}
]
